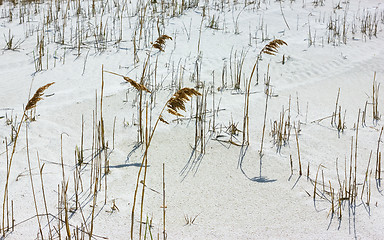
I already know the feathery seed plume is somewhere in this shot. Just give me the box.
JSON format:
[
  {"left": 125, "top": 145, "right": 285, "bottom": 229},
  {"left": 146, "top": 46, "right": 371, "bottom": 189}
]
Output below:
[
  {"left": 152, "top": 34, "right": 173, "bottom": 52},
  {"left": 261, "top": 39, "right": 287, "bottom": 56},
  {"left": 123, "top": 76, "right": 151, "bottom": 93},
  {"left": 166, "top": 88, "right": 201, "bottom": 117},
  {"left": 25, "top": 82, "right": 55, "bottom": 111}
]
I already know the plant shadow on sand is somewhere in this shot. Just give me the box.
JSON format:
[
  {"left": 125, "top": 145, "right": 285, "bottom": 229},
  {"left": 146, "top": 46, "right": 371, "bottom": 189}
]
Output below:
[
  {"left": 238, "top": 145, "right": 277, "bottom": 183},
  {"left": 109, "top": 163, "right": 150, "bottom": 169},
  {"left": 180, "top": 142, "right": 205, "bottom": 181},
  {"left": 109, "top": 143, "right": 151, "bottom": 168}
]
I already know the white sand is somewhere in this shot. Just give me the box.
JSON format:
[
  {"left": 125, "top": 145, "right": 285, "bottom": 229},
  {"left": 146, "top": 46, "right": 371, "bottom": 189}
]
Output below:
[{"left": 1, "top": 0, "right": 384, "bottom": 239}]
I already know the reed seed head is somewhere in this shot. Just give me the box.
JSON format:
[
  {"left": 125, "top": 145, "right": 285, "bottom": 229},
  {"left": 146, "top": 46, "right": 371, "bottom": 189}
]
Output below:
[
  {"left": 166, "top": 88, "right": 201, "bottom": 117},
  {"left": 262, "top": 39, "right": 287, "bottom": 56},
  {"left": 152, "top": 34, "right": 173, "bottom": 52},
  {"left": 123, "top": 76, "right": 150, "bottom": 93},
  {"left": 25, "top": 82, "right": 55, "bottom": 111}
]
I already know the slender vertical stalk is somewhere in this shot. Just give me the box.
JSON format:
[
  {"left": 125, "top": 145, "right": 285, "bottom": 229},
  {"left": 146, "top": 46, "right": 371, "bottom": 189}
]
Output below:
[
  {"left": 163, "top": 163, "right": 166, "bottom": 240},
  {"left": 139, "top": 103, "right": 149, "bottom": 239},
  {"left": 259, "top": 65, "right": 271, "bottom": 155},
  {"left": 26, "top": 125, "right": 44, "bottom": 239},
  {"left": 376, "top": 127, "right": 383, "bottom": 179},
  {"left": 131, "top": 88, "right": 199, "bottom": 239},
  {"left": 3, "top": 113, "right": 26, "bottom": 231},
  {"left": 131, "top": 104, "right": 166, "bottom": 240},
  {"left": 243, "top": 55, "right": 260, "bottom": 145},
  {"left": 295, "top": 126, "right": 302, "bottom": 176},
  {"left": 37, "top": 153, "right": 52, "bottom": 239}
]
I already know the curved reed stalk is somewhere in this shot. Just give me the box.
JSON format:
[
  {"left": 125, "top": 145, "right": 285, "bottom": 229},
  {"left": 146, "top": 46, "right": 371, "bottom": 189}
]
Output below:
[
  {"left": 131, "top": 87, "right": 200, "bottom": 240},
  {"left": 2, "top": 82, "right": 54, "bottom": 231},
  {"left": 242, "top": 39, "right": 287, "bottom": 145}
]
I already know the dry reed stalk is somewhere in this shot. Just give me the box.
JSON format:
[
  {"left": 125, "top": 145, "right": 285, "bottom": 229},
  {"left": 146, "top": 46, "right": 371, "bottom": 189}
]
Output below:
[
  {"left": 296, "top": 92, "right": 300, "bottom": 115},
  {"left": 259, "top": 64, "right": 271, "bottom": 156},
  {"left": 349, "top": 137, "right": 354, "bottom": 202},
  {"left": 279, "top": 1, "right": 290, "bottom": 30},
  {"left": 2, "top": 82, "right": 54, "bottom": 237},
  {"left": 243, "top": 39, "right": 287, "bottom": 145},
  {"left": 90, "top": 110, "right": 95, "bottom": 192},
  {"left": 74, "top": 165, "right": 79, "bottom": 211},
  {"left": 362, "top": 101, "right": 368, "bottom": 127},
  {"left": 63, "top": 181, "right": 71, "bottom": 239},
  {"left": 379, "top": 152, "right": 382, "bottom": 181},
  {"left": 197, "top": 16, "right": 204, "bottom": 53},
  {"left": 372, "top": 72, "right": 380, "bottom": 122},
  {"left": 100, "top": 65, "right": 106, "bottom": 152},
  {"left": 353, "top": 110, "right": 360, "bottom": 204},
  {"left": 131, "top": 88, "right": 200, "bottom": 240},
  {"left": 322, "top": 169, "right": 325, "bottom": 195},
  {"left": 162, "top": 163, "right": 166, "bottom": 240},
  {"left": 361, "top": 151, "right": 373, "bottom": 200},
  {"left": 25, "top": 126, "right": 43, "bottom": 238},
  {"left": 112, "top": 116, "right": 116, "bottom": 150},
  {"left": 101, "top": 66, "right": 109, "bottom": 205},
  {"left": 11, "top": 201, "right": 13, "bottom": 232},
  {"left": 139, "top": 103, "right": 149, "bottom": 239},
  {"left": 295, "top": 126, "right": 302, "bottom": 176},
  {"left": 37, "top": 152, "right": 52, "bottom": 239},
  {"left": 338, "top": 192, "right": 342, "bottom": 220},
  {"left": 368, "top": 171, "right": 372, "bottom": 205},
  {"left": 376, "top": 127, "right": 383, "bottom": 179},
  {"left": 89, "top": 177, "right": 98, "bottom": 239},
  {"left": 138, "top": 54, "right": 151, "bottom": 143},
  {"left": 103, "top": 70, "right": 151, "bottom": 93},
  {"left": 80, "top": 115, "right": 84, "bottom": 164},
  {"left": 331, "top": 88, "right": 340, "bottom": 127},
  {"left": 2, "top": 138, "right": 9, "bottom": 235},
  {"left": 314, "top": 165, "right": 322, "bottom": 200},
  {"left": 57, "top": 185, "right": 61, "bottom": 239},
  {"left": 60, "top": 134, "right": 71, "bottom": 239}
]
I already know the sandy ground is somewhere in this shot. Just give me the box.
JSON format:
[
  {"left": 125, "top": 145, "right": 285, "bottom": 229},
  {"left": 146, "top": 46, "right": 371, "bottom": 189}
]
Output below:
[{"left": 1, "top": 0, "right": 384, "bottom": 239}]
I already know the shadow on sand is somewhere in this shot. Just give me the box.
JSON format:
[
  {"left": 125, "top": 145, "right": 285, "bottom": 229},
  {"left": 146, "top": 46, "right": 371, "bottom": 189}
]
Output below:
[{"left": 238, "top": 144, "right": 276, "bottom": 183}]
